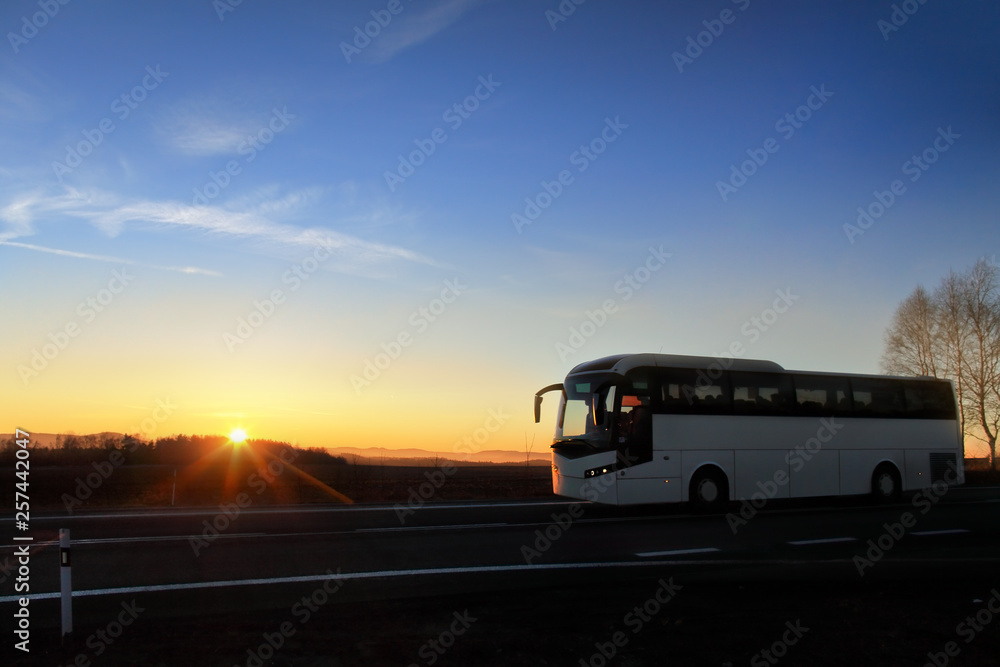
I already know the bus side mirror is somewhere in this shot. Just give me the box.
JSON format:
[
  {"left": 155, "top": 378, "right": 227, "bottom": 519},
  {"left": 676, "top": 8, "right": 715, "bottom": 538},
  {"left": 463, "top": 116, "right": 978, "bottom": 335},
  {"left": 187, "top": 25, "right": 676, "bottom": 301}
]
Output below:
[
  {"left": 534, "top": 383, "right": 565, "bottom": 425},
  {"left": 592, "top": 393, "right": 604, "bottom": 426}
]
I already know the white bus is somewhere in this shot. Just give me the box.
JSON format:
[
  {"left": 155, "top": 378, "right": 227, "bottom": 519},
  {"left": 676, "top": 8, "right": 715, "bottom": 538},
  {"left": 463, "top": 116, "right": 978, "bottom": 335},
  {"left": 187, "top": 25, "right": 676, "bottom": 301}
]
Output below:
[{"left": 534, "top": 354, "right": 964, "bottom": 509}]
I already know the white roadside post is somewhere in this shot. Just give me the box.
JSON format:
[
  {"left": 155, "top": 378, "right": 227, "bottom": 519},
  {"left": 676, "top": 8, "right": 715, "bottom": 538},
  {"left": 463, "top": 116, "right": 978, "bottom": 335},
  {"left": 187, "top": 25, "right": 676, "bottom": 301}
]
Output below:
[{"left": 60, "top": 528, "right": 72, "bottom": 637}]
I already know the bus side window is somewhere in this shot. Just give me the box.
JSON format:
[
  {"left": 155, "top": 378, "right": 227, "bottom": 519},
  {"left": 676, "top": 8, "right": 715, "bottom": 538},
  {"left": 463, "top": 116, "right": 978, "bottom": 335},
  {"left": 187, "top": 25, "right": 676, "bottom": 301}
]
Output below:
[
  {"left": 793, "top": 375, "right": 852, "bottom": 416},
  {"left": 852, "top": 378, "right": 905, "bottom": 417},
  {"left": 656, "top": 368, "right": 729, "bottom": 414},
  {"left": 731, "top": 372, "right": 793, "bottom": 415},
  {"left": 904, "top": 381, "right": 956, "bottom": 419}
]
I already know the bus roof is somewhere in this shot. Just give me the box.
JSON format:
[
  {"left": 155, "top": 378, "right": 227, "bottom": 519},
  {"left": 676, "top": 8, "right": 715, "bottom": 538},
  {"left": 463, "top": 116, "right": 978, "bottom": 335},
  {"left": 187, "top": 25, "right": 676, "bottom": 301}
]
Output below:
[
  {"left": 568, "top": 353, "right": 784, "bottom": 376},
  {"left": 566, "top": 353, "right": 952, "bottom": 384}
]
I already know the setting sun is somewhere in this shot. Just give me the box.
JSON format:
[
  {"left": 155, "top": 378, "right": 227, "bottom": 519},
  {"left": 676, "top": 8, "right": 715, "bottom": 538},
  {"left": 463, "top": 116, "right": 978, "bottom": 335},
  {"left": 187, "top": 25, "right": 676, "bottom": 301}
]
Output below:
[{"left": 229, "top": 428, "right": 248, "bottom": 444}]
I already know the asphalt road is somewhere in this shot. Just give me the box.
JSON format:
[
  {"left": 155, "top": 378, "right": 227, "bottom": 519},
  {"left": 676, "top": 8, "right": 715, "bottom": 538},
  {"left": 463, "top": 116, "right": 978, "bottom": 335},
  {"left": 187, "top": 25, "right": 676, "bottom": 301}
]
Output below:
[{"left": 4, "top": 485, "right": 1000, "bottom": 630}]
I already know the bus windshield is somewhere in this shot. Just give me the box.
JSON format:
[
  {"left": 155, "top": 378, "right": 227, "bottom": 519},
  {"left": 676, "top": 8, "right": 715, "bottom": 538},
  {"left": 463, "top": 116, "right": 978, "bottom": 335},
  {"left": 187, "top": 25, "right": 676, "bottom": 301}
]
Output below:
[{"left": 557, "top": 377, "right": 616, "bottom": 448}]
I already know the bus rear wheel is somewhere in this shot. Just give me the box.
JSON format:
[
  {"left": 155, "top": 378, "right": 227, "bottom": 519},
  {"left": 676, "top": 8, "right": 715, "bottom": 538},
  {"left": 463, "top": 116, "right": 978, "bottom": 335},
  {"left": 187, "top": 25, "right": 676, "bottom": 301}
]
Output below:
[
  {"left": 871, "top": 464, "right": 902, "bottom": 503},
  {"left": 690, "top": 468, "right": 729, "bottom": 512}
]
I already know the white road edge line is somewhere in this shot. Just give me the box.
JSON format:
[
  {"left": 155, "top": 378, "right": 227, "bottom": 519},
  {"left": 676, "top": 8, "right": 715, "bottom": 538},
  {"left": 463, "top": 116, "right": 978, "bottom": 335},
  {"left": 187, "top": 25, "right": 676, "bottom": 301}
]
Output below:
[
  {"left": 911, "top": 529, "right": 970, "bottom": 536},
  {"left": 0, "top": 501, "right": 581, "bottom": 522},
  {"left": 1, "top": 533, "right": 269, "bottom": 549},
  {"left": 787, "top": 537, "right": 857, "bottom": 546},
  {"left": 6, "top": 556, "right": 1000, "bottom": 604},
  {"left": 635, "top": 547, "right": 719, "bottom": 558},
  {"left": 0, "top": 559, "right": 762, "bottom": 603}
]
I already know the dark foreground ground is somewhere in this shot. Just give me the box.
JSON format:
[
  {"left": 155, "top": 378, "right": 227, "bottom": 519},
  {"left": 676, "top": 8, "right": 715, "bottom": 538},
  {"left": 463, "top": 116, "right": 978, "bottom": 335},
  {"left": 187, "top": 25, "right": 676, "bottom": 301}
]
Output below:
[
  {"left": 3, "top": 463, "right": 554, "bottom": 510},
  {"left": 8, "top": 465, "right": 1000, "bottom": 665},
  {"left": 14, "top": 572, "right": 1000, "bottom": 667}
]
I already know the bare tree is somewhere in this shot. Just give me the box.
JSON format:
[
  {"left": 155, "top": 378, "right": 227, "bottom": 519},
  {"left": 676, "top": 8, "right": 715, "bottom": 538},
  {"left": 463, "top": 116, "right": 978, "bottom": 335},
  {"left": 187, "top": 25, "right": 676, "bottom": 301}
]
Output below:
[
  {"left": 882, "top": 259, "right": 1000, "bottom": 470},
  {"left": 958, "top": 259, "right": 1000, "bottom": 470},
  {"left": 881, "top": 285, "right": 940, "bottom": 376},
  {"left": 934, "top": 271, "right": 972, "bottom": 437}
]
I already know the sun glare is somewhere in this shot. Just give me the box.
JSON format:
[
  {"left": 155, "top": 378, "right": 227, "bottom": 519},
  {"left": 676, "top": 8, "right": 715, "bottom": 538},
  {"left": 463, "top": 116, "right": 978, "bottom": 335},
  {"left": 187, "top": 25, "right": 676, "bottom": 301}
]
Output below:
[{"left": 229, "top": 428, "right": 248, "bottom": 444}]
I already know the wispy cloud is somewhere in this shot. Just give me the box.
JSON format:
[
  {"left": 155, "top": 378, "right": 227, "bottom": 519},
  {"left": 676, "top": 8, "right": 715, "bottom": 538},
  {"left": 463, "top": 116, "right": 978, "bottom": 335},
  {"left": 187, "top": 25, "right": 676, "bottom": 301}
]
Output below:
[
  {"left": 163, "top": 122, "right": 247, "bottom": 156},
  {"left": 0, "top": 192, "right": 41, "bottom": 240},
  {"left": 0, "top": 64, "right": 62, "bottom": 124},
  {"left": 1, "top": 186, "right": 438, "bottom": 272},
  {"left": 0, "top": 240, "right": 222, "bottom": 276},
  {"left": 223, "top": 186, "right": 328, "bottom": 218},
  {"left": 368, "top": 0, "right": 484, "bottom": 63},
  {"left": 153, "top": 97, "right": 277, "bottom": 157},
  {"left": 0, "top": 81, "right": 45, "bottom": 122}
]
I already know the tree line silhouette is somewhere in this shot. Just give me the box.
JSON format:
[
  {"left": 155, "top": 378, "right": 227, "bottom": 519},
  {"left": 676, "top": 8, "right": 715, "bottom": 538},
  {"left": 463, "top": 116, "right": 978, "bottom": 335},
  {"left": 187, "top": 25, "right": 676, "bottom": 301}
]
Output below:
[{"left": 0, "top": 432, "right": 348, "bottom": 467}]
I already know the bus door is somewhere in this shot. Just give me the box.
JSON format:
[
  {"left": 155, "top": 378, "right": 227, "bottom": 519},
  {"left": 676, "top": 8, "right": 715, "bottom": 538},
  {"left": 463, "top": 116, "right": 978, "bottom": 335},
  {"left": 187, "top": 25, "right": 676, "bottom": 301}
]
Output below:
[{"left": 616, "top": 392, "right": 653, "bottom": 471}]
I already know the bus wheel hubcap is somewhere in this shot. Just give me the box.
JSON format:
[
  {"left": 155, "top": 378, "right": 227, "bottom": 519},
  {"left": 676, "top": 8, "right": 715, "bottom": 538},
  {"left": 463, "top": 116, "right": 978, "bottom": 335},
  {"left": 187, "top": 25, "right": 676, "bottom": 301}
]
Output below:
[
  {"left": 699, "top": 479, "right": 718, "bottom": 502},
  {"left": 878, "top": 474, "right": 894, "bottom": 495}
]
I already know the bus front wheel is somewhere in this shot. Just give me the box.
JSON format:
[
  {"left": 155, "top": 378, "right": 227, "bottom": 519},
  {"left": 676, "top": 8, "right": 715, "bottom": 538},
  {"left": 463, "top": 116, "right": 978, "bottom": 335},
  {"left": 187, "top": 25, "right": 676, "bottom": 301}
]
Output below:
[
  {"left": 689, "top": 468, "right": 729, "bottom": 512},
  {"left": 871, "top": 464, "right": 902, "bottom": 503}
]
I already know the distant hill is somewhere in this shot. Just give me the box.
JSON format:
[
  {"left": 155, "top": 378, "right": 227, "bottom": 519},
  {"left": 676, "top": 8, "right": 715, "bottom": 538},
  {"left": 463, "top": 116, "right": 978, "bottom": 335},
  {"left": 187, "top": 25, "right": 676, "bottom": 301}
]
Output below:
[{"left": 328, "top": 446, "right": 549, "bottom": 466}]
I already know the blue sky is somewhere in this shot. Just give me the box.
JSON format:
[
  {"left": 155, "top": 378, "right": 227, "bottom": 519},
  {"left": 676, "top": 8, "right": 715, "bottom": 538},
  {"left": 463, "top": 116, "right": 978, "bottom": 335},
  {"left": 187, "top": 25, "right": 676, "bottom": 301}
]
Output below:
[{"left": 1, "top": 0, "right": 998, "bottom": 454}]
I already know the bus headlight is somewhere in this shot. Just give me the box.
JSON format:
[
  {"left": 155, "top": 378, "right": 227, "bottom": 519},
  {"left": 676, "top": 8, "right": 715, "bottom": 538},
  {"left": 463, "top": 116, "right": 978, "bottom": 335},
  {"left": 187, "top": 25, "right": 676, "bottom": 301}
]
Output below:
[{"left": 584, "top": 465, "right": 614, "bottom": 478}]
